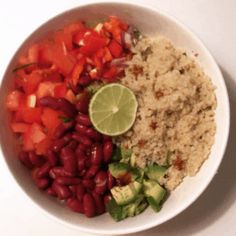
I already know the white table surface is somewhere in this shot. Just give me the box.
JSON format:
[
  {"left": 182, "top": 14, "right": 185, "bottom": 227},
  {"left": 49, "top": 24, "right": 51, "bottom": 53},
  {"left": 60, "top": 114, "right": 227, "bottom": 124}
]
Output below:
[{"left": 1, "top": 0, "right": 236, "bottom": 235}]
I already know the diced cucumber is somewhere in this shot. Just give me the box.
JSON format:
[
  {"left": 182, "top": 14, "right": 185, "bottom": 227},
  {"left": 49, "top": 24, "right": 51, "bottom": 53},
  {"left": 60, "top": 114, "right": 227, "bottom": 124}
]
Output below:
[{"left": 111, "top": 181, "right": 142, "bottom": 206}]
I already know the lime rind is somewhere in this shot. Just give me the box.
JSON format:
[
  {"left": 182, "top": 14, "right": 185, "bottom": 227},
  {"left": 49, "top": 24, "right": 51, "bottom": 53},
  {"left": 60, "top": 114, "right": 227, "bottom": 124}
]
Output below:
[{"left": 89, "top": 83, "right": 138, "bottom": 136}]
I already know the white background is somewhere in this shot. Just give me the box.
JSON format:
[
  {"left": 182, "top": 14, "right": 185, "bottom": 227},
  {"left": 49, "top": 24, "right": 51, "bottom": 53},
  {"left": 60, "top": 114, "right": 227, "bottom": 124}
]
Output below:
[{"left": 0, "top": 0, "right": 236, "bottom": 235}]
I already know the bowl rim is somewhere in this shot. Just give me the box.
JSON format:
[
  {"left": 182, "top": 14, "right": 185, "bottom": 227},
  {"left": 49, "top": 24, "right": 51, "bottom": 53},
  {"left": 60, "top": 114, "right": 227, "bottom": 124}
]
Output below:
[{"left": 0, "top": 1, "right": 230, "bottom": 235}]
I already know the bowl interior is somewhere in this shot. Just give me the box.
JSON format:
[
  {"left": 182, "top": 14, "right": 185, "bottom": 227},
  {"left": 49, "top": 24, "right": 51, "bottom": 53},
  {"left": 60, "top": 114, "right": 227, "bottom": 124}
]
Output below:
[{"left": 0, "top": 2, "right": 229, "bottom": 235}]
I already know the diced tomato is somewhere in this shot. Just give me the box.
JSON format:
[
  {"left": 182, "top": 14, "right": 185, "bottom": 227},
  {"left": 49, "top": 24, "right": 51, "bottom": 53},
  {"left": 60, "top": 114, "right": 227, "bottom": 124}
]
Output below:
[
  {"left": 65, "top": 89, "right": 76, "bottom": 104},
  {"left": 23, "top": 123, "right": 46, "bottom": 151},
  {"left": 40, "top": 42, "right": 75, "bottom": 76},
  {"left": 102, "top": 47, "right": 113, "bottom": 63},
  {"left": 35, "top": 137, "right": 52, "bottom": 155},
  {"left": 11, "top": 122, "right": 30, "bottom": 133},
  {"left": 70, "top": 59, "right": 85, "bottom": 86},
  {"left": 54, "top": 83, "right": 67, "bottom": 98},
  {"left": 41, "top": 108, "right": 62, "bottom": 136},
  {"left": 15, "top": 107, "right": 42, "bottom": 124},
  {"left": 6, "top": 90, "right": 24, "bottom": 111},
  {"left": 54, "top": 30, "right": 73, "bottom": 51},
  {"left": 104, "top": 16, "right": 128, "bottom": 43},
  {"left": 73, "top": 29, "right": 91, "bottom": 45},
  {"left": 23, "top": 126, "right": 34, "bottom": 151},
  {"left": 30, "top": 123, "right": 46, "bottom": 143},
  {"left": 26, "top": 94, "right": 37, "bottom": 108},
  {"left": 42, "top": 70, "right": 62, "bottom": 83},
  {"left": 64, "top": 21, "right": 85, "bottom": 36},
  {"left": 79, "top": 32, "right": 107, "bottom": 56},
  {"left": 36, "top": 81, "right": 58, "bottom": 99},
  {"left": 92, "top": 55, "right": 103, "bottom": 69},
  {"left": 108, "top": 40, "right": 123, "bottom": 58},
  {"left": 103, "top": 66, "right": 118, "bottom": 80},
  {"left": 28, "top": 44, "right": 40, "bottom": 63},
  {"left": 15, "top": 71, "right": 42, "bottom": 94}
]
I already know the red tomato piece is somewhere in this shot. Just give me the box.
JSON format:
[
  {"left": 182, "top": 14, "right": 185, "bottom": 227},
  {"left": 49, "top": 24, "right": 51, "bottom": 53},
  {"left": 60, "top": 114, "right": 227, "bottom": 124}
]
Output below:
[
  {"left": 40, "top": 42, "right": 75, "bottom": 76},
  {"left": 79, "top": 33, "right": 107, "bottom": 56},
  {"left": 28, "top": 44, "right": 40, "bottom": 63},
  {"left": 65, "top": 89, "right": 76, "bottom": 104},
  {"left": 54, "top": 30, "right": 73, "bottom": 51},
  {"left": 16, "top": 71, "right": 42, "bottom": 94},
  {"left": 41, "top": 108, "right": 62, "bottom": 136},
  {"left": 23, "top": 126, "right": 34, "bottom": 151},
  {"left": 103, "top": 66, "right": 118, "bottom": 80},
  {"left": 36, "top": 81, "right": 58, "bottom": 99},
  {"left": 15, "top": 107, "right": 42, "bottom": 124},
  {"left": 64, "top": 21, "right": 85, "bottom": 36},
  {"left": 42, "top": 70, "right": 62, "bottom": 83},
  {"left": 6, "top": 90, "right": 24, "bottom": 111},
  {"left": 30, "top": 123, "right": 47, "bottom": 143},
  {"left": 11, "top": 122, "right": 30, "bottom": 133},
  {"left": 70, "top": 59, "right": 85, "bottom": 86},
  {"left": 108, "top": 40, "right": 123, "bottom": 58},
  {"left": 54, "top": 83, "right": 67, "bottom": 98},
  {"left": 35, "top": 137, "right": 52, "bottom": 155},
  {"left": 23, "top": 123, "right": 46, "bottom": 151}
]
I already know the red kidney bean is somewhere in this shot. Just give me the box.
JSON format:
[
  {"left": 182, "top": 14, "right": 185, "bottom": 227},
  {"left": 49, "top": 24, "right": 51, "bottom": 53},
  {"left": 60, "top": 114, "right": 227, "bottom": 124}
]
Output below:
[
  {"left": 103, "top": 141, "right": 113, "bottom": 163},
  {"left": 75, "top": 144, "right": 86, "bottom": 158},
  {"left": 79, "top": 169, "right": 86, "bottom": 177},
  {"left": 49, "top": 167, "right": 74, "bottom": 179},
  {"left": 94, "top": 171, "right": 108, "bottom": 195},
  {"left": 103, "top": 194, "right": 112, "bottom": 206},
  {"left": 55, "top": 177, "right": 81, "bottom": 185},
  {"left": 103, "top": 135, "right": 112, "bottom": 142},
  {"left": 77, "top": 75, "right": 92, "bottom": 87},
  {"left": 75, "top": 123, "right": 87, "bottom": 134},
  {"left": 60, "top": 147, "right": 77, "bottom": 173},
  {"left": 85, "top": 128, "right": 102, "bottom": 141},
  {"left": 54, "top": 121, "right": 75, "bottom": 139},
  {"left": 77, "top": 155, "right": 86, "bottom": 173},
  {"left": 76, "top": 184, "right": 85, "bottom": 201},
  {"left": 36, "top": 162, "right": 51, "bottom": 178},
  {"left": 72, "top": 132, "right": 92, "bottom": 146},
  {"left": 46, "top": 149, "right": 58, "bottom": 166},
  {"left": 76, "top": 91, "right": 90, "bottom": 113},
  {"left": 82, "top": 179, "right": 94, "bottom": 191},
  {"left": 92, "top": 192, "right": 105, "bottom": 215},
  {"left": 52, "top": 133, "right": 72, "bottom": 152},
  {"left": 76, "top": 114, "right": 92, "bottom": 126},
  {"left": 84, "top": 165, "right": 100, "bottom": 179},
  {"left": 107, "top": 171, "right": 115, "bottom": 190},
  {"left": 18, "top": 151, "right": 33, "bottom": 169},
  {"left": 35, "top": 178, "right": 50, "bottom": 190},
  {"left": 69, "top": 185, "right": 77, "bottom": 197},
  {"left": 46, "top": 187, "right": 57, "bottom": 197},
  {"left": 85, "top": 156, "right": 91, "bottom": 168},
  {"left": 57, "top": 98, "right": 77, "bottom": 118},
  {"left": 66, "top": 140, "right": 78, "bottom": 151},
  {"left": 90, "top": 143, "right": 103, "bottom": 166},
  {"left": 83, "top": 193, "right": 96, "bottom": 217},
  {"left": 29, "top": 151, "right": 45, "bottom": 167},
  {"left": 38, "top": 96, "right": 59, "bottom": 109},
  {"left": 52, "top": 181, "right": 71, "bottom": 200},
  {"left": 67, "top": 198, "right": 84, "bottom": 213}
]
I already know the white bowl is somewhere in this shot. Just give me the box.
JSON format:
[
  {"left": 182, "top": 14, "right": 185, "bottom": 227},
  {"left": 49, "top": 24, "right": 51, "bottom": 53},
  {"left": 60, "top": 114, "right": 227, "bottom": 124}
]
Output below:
[{"left": 0, "top": 1, "right": 230, "bottom": 235}]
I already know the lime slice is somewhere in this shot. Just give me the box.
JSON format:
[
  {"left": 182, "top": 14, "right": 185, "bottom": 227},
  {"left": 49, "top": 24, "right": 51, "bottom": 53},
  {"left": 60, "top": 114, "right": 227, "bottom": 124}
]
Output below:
[{"left": 89, "top": 83, "right": 138, "bottom": 136}]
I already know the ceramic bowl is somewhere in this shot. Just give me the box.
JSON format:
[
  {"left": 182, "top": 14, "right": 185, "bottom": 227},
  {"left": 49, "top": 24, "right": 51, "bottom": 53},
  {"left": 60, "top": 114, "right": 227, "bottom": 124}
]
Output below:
[{"left": 0, "top": 2, "right": 230, "bottom": 235}]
